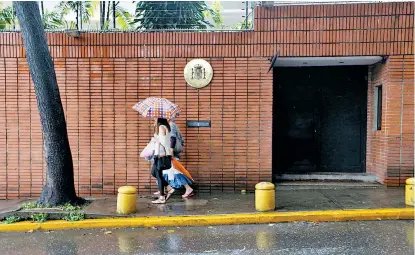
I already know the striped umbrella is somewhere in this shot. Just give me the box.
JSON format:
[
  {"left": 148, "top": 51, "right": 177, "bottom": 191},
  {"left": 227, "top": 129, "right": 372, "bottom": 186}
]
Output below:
[{"left": 132, "top": 97, "right": 181, "bottom": 120}]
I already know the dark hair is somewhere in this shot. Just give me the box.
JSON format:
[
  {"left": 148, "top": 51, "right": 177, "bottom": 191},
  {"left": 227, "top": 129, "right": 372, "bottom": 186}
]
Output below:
[{"left": 156, "top": 118, "right": 171, "bottom": 134}]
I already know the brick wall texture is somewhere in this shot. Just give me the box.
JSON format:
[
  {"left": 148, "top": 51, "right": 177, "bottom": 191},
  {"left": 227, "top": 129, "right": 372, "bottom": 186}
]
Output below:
[
  {"left": 367, "top": 55, "right": 414, "bottom": 186},
  {"left": 0, "top": 2, "right": 413, "bottom": 198}
]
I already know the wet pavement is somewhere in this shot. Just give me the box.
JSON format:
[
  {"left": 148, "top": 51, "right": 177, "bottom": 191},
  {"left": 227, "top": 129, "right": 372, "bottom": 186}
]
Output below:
[
  {"left": 0, "top": 220, "right": 413, "bottom": 254},
  {"left": 83, "top": 187, "right": 407, "bottom": 217},
  {"left": 0, "top": 187, "right": 408, "bottom": 219},
  {"left": 0, "top": 199, "right": 30, "bottom": 214}
]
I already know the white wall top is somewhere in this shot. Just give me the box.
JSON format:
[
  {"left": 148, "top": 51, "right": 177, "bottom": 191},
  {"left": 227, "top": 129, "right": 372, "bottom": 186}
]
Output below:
[{"left": 273, "top": 56, "right": 383, "bottom": 67}]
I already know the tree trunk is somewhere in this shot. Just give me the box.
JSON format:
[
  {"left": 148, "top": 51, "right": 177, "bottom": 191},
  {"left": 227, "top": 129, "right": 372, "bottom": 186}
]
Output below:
[
  {"left": 79, "top": 2, "right": 83, "bottom": 30},
  {"left": 106, "top": 1, "right": 110, "bottom": 25},
  {"left": 40, "top": 1, "right": 44, "bottom": 17},
  {"left": 13, "top": 1, "right": 80, "bottom": 206},
  {"left": 12, "top": 6, "right": 16, "bottom": 30},
  {"left": 112, "top": 1, "right": 116, "bottom": 29},
  {"left": 75, "top": 1, "right": 79, "bottom": 30},
  {"left": 100, "top": 1, "right": 105, "bottom": 29}
]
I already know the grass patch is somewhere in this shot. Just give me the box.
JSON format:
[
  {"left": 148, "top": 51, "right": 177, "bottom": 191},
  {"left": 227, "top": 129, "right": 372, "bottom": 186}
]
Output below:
[
  {"left": 63, "top": 211, "right": 85, "bottom": 222},
  {"left": 2, "top": 216, "right": 21, "bottom": 224},
  {"left": 30, "top": 213, "right": 48, "bottom": 223}
]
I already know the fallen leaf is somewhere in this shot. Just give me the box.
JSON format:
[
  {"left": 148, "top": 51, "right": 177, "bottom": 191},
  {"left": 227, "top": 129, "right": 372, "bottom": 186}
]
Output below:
[
  {"left": 27, "top": 230, "right": 33, "bottom": 233},
  {"left": 151, "top": 226, "right": 158, "bottom": 230},
  {"left": 167, "top": 229, "right": 175, "bottom": 233},
  {"left": 268, "top": 224, "right": 275, "bottom": 227},
  {"left": 104, "top": 231, "right": 112, "bottom": 235},
  {"left": 208, "top": 226, "right": 214, "bottom": 229}
]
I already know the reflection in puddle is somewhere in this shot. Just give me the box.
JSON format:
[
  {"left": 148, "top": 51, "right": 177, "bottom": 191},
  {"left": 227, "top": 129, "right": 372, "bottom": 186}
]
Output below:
[
  {"left": 256, "top": 229, "right": 273, "bottom": 250},
  {"left": 166, "top": 234, "right": 182, "bottom": 252},
  {"left": 406, "top": 224, "right": 414, "bottom": 247},
  {"left": 117, "top": 232, "right": 139, "bottom": 253}
]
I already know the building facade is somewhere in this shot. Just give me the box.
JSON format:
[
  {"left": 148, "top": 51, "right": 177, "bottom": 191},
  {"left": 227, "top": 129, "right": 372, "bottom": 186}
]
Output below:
[{"left": 0, "top": 2, "right": 413, "bottom": 198}]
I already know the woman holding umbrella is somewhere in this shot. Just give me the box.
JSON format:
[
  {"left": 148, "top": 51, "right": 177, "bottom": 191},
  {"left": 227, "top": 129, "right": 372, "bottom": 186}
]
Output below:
[
  {"left": 151, "top": 117, "right": 173, "bottom": 204},
  {"left": 133, "top": 97, "right": 193, "bottom": 204}
]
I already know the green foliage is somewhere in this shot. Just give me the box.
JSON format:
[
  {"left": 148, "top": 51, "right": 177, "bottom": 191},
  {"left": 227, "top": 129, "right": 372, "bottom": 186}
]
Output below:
[
  {"left": 20, "top": 201, "right": 54, "bottom": 210},
  {"left": 2, "top": 216, "right": 21, "bottom": 224},
  {"left": 101, "top": 1, "right": 133, "bottom": 30},
  {"left": 60, "top": 202, "right": 81, "bottom": 211},
  {"left": 0, "top": 5, "right": 18, "bottom": 30},
  {"left": 20, "top": 201, "right": 41, "bottom": 210},
  {"left": 232, "top": 19, "right": 253, "bottom": 30},
  {"left": 133, "top": 1, "right": 213, "bottom": 30},
  {"left": 19, "top": 201, "right": 85, "bottom": 222},
  {"left": 42, "top": 9, "right": 65, "bottom": 30},
  {"left": 113, "top": 2, "right": 133, "bottom": 30},
  {"left": 60, "top": 202, "right": 85, "bottom": 221},
  {"left": 57, "top": 1, "right": 96, "bottom": 29},
  {"left": 63, "top": 211, "right": 85, "bottom": 221},
  {"left": 30, "top": 213, "right": 48, "bottom": 223},
  {"left": 203, "top": 1, "right": 224, "bottom": 29},
  {"left": 58, "top": 1, "right": 96, "bottom": 23}
]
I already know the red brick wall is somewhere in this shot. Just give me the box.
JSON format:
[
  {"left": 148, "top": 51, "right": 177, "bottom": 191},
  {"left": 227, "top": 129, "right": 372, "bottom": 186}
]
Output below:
[
  {"left": 367, "top": 61, "right": 389, "bottom": 182},
  {"left": 367, "top": 55, "right": 414, "bottom": 185},
  {"left": 0, "top": 57, "right": 273, "bottom": 198},
  {"left": 255, "top": 2, "right": 414, "bottom": 56},
  {"left": 0, "top": 2, "right": 414, "bottom": 198}
]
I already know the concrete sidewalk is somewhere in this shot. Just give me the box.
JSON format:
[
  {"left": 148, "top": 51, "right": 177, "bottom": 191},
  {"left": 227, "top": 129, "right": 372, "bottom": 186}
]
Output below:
[
  {"left": 0, "top": 186, "right": 409, "bottom": 218},
  {"left": 0, "top": 185, "right": 413, "bottom": 232},
  {"left": 82, "top": 186, "right": 408, "bottom": 217}
]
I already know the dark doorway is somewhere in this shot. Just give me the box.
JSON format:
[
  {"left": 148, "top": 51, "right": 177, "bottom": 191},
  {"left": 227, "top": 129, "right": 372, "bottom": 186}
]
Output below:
[{"left": 273, "top": 66, "right": 367, "bottom": 174}]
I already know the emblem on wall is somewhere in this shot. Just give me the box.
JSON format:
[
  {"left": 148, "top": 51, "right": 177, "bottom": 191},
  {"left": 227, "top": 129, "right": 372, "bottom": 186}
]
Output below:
[{"left": 184, "top": 59, "right": 213, "bottom": 89}]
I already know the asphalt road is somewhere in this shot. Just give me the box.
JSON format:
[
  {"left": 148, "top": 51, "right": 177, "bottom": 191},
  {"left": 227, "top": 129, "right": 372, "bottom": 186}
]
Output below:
[{"left": 0, "top": 221, "right": 413, "bottom": 255}]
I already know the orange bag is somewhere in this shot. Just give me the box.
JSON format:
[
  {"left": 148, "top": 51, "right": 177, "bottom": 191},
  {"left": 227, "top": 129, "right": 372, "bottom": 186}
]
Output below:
[{"left": 172, "top": 158, "right": 194, "bottom": 182}]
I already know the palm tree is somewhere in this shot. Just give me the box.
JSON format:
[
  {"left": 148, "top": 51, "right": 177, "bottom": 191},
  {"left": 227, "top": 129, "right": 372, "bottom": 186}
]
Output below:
[
  {"left": 42, "top": 9, "right": 65, "bottom": 30},
  {"left": 57, "top": 1, "right": 96, "bottom": 30},
  {"left": 133, "top": 1, "right": 213, "bottom": 30},
  {"left": 0, "top": 2, "right": 67, "bottom": 30},
  {"left": 100, "top": 1, "right": 132, "bottom": 30}
]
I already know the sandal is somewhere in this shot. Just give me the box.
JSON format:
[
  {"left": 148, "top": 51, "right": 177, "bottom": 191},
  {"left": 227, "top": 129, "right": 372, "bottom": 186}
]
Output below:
[
  {"left": 166, "top": 188, "right": 175, "bottom": 201},
  {"left": 182, "top": 192, "right": 195, "bottom": 198},
  {"left": 152, "top": 197, "right": 166, "bottom": 204}
]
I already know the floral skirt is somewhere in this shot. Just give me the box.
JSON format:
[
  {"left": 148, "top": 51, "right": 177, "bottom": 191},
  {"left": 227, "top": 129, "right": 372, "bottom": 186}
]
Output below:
[{"left": 162, "top": 173, "right": 193, "bottom": 189}]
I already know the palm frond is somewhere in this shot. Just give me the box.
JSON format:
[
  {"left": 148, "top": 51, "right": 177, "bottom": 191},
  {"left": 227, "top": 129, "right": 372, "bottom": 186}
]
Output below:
[{"left": 133, "top": 1, "right": 213, "bottom": 30}]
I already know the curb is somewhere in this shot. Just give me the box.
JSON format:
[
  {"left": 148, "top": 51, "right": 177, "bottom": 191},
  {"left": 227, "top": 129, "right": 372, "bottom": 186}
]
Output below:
[{"left": 0, "top": 208, "right": 413, "bottom": 232}]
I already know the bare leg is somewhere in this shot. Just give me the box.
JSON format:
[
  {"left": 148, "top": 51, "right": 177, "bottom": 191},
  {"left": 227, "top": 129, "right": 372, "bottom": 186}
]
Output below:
[{"left": 183, "top": 184, "right": 193, "bottom": 194}]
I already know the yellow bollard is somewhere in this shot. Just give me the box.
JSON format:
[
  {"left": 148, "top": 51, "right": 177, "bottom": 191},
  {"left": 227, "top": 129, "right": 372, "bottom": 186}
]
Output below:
[
  {"left": 405, "top": 178, "right": 414, "bottom": 206},
  {"left": 117, "top": 186, "right": 137, "bottom": 214},
  {"left": 255, "top": 182, "right": 275, "bottom": 212}
]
